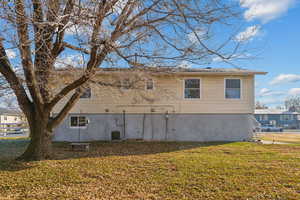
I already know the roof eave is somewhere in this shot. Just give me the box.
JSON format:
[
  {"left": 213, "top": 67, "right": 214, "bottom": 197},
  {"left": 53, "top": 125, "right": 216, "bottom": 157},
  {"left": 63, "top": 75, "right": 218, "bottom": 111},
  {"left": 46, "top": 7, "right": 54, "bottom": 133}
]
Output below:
[{"left": 175, "top": 71, "right": 268, "bottom": 75}]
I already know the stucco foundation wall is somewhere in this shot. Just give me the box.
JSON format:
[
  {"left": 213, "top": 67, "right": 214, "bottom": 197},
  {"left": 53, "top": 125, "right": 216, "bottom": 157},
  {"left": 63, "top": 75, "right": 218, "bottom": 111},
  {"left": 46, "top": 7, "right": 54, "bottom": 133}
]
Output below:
[{"left": 53, "top": 114, "right": 255, "bottom": 142}]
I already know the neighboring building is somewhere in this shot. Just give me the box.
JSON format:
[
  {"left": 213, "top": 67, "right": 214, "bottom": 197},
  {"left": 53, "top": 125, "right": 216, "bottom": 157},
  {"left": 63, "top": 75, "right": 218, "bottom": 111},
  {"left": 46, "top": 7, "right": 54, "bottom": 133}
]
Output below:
[
  {"left": 53, "top": 67, "right": 266, "bottom": 142},
  {"left": 0, "top": 108, "right": 25, "bottom": 134},
  {"left": 255, "top": 109, "right": 300, "bottom": 129}
]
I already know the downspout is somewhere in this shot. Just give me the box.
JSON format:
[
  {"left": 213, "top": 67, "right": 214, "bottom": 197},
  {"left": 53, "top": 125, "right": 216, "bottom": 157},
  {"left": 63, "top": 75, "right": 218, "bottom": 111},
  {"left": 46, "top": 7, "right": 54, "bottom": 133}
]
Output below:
[
  {"left": 151, "top": 108, "right": 154, "bottom": 140},
  {"left": 142, "top": 113, "right": 146, "bottom": 140},
  {"left": 165, "top": 111, "right": 169, "bottom": 141},
  {"left": 123, "top": 110, "right": 126, "bottom": 140},
  {"left": 78, "top": 110, "right": 82, "bottom": 142}
]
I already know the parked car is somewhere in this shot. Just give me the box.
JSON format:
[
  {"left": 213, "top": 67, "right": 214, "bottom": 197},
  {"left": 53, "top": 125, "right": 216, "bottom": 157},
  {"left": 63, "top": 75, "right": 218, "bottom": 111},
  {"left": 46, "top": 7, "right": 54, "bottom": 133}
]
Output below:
[{"left": 260, "top": 124, "right": 283, "bottom": 132}]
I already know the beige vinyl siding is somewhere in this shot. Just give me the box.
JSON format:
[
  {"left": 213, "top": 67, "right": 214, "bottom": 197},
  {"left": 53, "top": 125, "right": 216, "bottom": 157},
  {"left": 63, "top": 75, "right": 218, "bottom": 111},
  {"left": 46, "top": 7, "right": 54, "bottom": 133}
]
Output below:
[{"left": 53, "top": 74, "right": 255, "bottom": 114}]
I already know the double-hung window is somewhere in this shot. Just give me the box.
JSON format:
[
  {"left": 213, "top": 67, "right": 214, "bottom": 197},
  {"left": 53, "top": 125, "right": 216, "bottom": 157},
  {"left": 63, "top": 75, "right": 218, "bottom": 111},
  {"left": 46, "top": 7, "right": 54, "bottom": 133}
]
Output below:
[
  {"left": 184, "top": 79, "right": 200, "bottom": 99},
  {"left": 70, "top": 116, "right": 87, "bottom": 128},
  {"left": 225, "top": 79, "right": 241, "bottom": 99}
]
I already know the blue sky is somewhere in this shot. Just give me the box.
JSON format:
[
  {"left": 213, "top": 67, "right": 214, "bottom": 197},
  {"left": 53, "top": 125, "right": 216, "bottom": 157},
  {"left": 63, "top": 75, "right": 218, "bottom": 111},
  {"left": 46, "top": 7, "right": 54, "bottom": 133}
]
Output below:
[{"left": 212, "top": 0, "right": 300, "bottom": 108}]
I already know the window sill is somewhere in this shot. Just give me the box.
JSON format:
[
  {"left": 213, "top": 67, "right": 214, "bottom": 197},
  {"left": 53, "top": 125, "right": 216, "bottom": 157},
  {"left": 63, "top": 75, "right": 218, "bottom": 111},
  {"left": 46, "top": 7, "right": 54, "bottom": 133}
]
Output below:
[
  {"left": 183, "top": 98, "right": 201, "bottom": 100},
  {"left": 69, "top": 126, "right": 87, "bottom": 129}
]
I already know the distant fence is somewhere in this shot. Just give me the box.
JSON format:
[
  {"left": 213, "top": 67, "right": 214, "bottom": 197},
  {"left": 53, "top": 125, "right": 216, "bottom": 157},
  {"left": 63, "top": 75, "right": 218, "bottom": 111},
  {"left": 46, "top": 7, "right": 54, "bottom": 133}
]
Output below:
[{"left": 0, "top": 123, "right": 29, "bottom": 136}]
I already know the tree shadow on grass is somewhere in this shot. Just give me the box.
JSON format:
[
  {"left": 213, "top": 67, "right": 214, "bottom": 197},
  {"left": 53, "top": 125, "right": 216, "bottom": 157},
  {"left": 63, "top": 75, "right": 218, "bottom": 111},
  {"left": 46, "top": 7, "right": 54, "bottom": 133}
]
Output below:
[
  {"left": 0, "top": 139, "right": 33, "bottom": 171},
  {"left": 52, "top": 140, "right": 233, "bottom": 160},
  {"left": 0, "top": 159, "right": 34, "bottom": 172},
  {"left": 0, "top": 138, "right": 29, "bottom": 158},
  {"left": 0, "top": 139, "right": 233, "bottom": 171}
]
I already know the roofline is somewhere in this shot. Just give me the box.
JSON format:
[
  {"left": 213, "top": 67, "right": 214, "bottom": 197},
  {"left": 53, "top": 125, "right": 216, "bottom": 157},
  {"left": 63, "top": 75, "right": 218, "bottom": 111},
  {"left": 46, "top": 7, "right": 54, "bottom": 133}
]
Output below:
[
  {"left": 56, "top": 68, "right": 268, "bottom": 76},
  {"left": 0, "top": 112, "right": 22, "bottom": 116},
  {"left": 172, "top": 71, "right": 267, "bottom": 75},
  {"left": 96, "top": 70, "right": 267, "bottom": 76},
  {"left": 254, "top": 111, "right": 300, "bottom": 114}
]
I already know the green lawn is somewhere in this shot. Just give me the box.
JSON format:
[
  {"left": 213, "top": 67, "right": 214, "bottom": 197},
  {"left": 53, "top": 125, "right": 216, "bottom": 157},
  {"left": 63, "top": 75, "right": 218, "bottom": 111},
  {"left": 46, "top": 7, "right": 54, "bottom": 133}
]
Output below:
[{"left": 0, "top": 139, "right": 299, "bottom": 200}]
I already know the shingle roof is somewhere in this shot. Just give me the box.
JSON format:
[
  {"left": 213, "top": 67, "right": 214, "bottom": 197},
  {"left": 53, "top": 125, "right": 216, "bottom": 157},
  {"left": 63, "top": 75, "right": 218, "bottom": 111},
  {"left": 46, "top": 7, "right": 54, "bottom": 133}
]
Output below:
[
  {"left": 57, "top": 67, "right": 267, "bottom": 75},
  {"left": 98, "top": 67, "right": 267, "bottom": 75}
]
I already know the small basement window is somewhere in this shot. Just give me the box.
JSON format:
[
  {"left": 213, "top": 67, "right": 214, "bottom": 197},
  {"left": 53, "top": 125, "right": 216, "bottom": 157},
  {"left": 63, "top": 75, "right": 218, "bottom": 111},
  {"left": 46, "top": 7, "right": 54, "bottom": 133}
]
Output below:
[
  {"left": 225, "top": 79, "right": 241, "bottom": 99},
  {"left": 70, "top": 116, "right": 88, "bottom": 128},
  {"left": 184, "top": 79, "right": 200, "bottom": 99},
  {"left": 111, "top": 131, "right": 121, "bottom": 140},
  {"left": 146, "top": 79, "right": 154, "bottom": 90}
]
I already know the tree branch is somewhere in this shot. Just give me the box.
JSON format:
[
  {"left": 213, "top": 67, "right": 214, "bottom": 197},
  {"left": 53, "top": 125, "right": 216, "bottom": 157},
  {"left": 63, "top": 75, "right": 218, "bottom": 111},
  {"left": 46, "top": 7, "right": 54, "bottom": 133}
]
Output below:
[
  {"left": 47, "top": 1, "right": 114, "bottom": 109},
  {"left": 15, "top": 0, "right": 44, "bottom": 111},
  {"left": 48, "top": 89, "right": 81, "bottom": 129},
  {"left": 63, "top": 42, "right": 90, "bottom": 54},
  {"left": 0, "top": 40, "right": 32, "bottom": 116},
  {"left": 52, "top": 0, "right": 75, "bottom": 57}
]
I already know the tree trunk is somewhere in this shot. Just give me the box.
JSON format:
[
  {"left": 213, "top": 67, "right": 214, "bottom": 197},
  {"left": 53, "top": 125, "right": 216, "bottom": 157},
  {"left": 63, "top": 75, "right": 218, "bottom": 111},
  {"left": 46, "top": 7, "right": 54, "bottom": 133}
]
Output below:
[{"left": 17, "top": 114, "right": 53, "bottom": 161}]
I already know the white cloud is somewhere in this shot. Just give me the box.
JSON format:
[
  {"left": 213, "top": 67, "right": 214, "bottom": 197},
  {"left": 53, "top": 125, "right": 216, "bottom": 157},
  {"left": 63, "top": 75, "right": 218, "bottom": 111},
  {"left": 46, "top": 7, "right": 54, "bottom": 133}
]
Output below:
[
  {"left": 258, "top": 88, "right": 271, "bottom": 96},
  {"left": 288, "top": 88, "right": 300, "bottom": 96},
  {"left": 65, "top": 24, "right": 93, "bottom": 36},
  {"left": 235, "top": 25, "right": 261, "bottom": 42},
  {"left": 258, "top": 97, "right": 284, "bottom": 105},
  {"left": 178, "top": 60, "right": 191, "bottom": 68},
  {"left": 258, "top": 88, "right": 285, "bottom": 97},
  {"left": 212, "top": 56, "right": 223, "bottom": 63},
  {"left": 212, "top": 53, "right": 252, "bottom": 63},
  {"left": 55, "top": 54, "right": 85, "bottom": 68},
  {"left": 240, "top": 0, "right": 296, "bottom": 23},
  {"left": 113, "top": 0, "right": 128, "bottom": 14},
  {"left": 270, "top": 74, "right": 300, "bottom": 85},
  {"left": 188, "top": 29, "right": 207, "bottom": 44},
  {"left": 5, "top": 49, "right": 16, "bottom": 59}
]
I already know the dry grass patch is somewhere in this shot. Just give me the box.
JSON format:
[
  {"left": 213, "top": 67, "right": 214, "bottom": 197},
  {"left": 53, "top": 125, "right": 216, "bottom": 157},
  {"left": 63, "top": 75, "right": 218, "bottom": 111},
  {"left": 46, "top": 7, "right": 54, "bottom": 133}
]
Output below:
[
  {"left": 258, "top": 133, "right": 300, "bottom": 144},
  {"left": 0, "top": 140, "right": 299, "bottom": 200}
]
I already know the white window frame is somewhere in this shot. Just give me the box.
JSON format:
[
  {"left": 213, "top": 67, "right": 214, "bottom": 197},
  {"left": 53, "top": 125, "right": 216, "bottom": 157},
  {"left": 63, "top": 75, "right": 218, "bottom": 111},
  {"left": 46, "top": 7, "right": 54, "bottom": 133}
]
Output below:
[
  {"left": 183, "top": 78, "right": 201, "bottom": 100},
  {"left": 224, "top": 78, "right": 242, "bottom": 100},
  {"left": 145, "top": 78, "right": 155, "bottom": 90},
  {"left": 69, "top": 116, "right": 88, "bottom": 129}
]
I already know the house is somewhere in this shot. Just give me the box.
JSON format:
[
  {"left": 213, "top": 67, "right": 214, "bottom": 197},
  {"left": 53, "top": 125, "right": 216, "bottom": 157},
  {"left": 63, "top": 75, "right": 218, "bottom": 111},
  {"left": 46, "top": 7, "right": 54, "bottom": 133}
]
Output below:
[
  {"left": 254, "top": 109, "right": 300, "bottom": 129},
  {"left": 53, "top": 67, "right": 266, "bottom": 142},
  {"left": 0, "top": 108, "right": 25, "bottom": 134}
]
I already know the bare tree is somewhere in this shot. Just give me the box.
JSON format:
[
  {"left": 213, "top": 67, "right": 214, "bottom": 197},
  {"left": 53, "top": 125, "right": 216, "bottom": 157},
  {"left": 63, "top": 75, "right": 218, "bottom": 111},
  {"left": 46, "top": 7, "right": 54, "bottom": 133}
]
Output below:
[
  {"left": 255, "top": 101, "right": 268, "bottom": 109},
  {"left": 285, "top": 96, "right": 300, "bottom": 112},
  {"left": 0, "top": 0, "right": 246, "bottom": 160}
]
